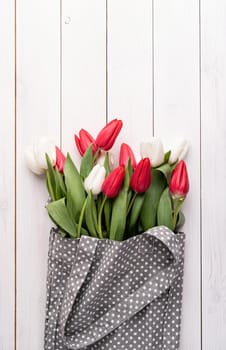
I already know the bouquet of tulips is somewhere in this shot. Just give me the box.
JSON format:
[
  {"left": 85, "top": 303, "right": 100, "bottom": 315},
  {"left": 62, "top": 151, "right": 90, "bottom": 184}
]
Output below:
[{"left": 26, "top": 119, "right": 189, "bottom": 240}]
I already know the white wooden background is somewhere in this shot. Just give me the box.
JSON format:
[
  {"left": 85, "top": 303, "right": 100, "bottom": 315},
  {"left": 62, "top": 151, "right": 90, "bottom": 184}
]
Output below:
[{"left": 0, "top": 0, "right": 226, "bottom": 349}]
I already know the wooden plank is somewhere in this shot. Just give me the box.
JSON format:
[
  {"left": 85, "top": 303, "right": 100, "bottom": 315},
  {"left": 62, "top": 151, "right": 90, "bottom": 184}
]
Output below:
[
  {"left": 62, "top": 0, "right": 106, "bottom": 163},
  {"left": 0, "top": 0, "right": 15, "bottom": 348},
  {"left": 153, "top": 1, "right": 201, "bottom": 349},
  {"left": 107, "top": 0, "right": 153, "bottom": 157},
  {"left": 201, "top": 0, "right": 226, "bottom": 348},
  {"left": 16, "top": 0, "right": 61, "bottom": 348}
]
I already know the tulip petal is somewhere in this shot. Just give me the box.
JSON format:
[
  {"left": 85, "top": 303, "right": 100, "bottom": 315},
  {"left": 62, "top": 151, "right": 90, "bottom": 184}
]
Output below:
[
  {"left": 35, "top": 137, "right": 56, "bottom": 170},
  {"left": 96, "top": 119, "right": 123, "bottom": 151},
  {"left": 140, "top": 138, "right": 165, "bottom": 167},
  {"left": 119, "top": 143, "right": 137, "bottom": 169},
  {"left": 84, "top": 164, "right": 106, "bottom": 195},
  {"left": 130, "top": 158, "right": 151, "bottom": 193},
  {"left": 169, "top": 139, "right": 190, "bottom": 164},
  {"left": 102, "top": 166, "right": 125, "bottom": 198},
  {"left": 25, "top": 146, "right": 45, "bottom": 175}
]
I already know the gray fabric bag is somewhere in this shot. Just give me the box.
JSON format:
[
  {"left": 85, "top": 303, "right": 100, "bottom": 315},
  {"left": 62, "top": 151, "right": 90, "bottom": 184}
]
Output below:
[{"left": 44, "top": 226, "right": 185, "bottom": 350}]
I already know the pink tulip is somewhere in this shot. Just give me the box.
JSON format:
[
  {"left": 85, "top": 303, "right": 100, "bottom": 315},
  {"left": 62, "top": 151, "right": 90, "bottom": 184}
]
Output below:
[
  {"left": 55, "top": 146, "right": 66, "bottom": 173},
  {"left": 96, "top": 119, "right": 123, "bottom": 151},
  {"left": 130, "top": 158, "right": 151, "bottom": 193},
  {"left": 75, "top": 129, "right": 98, "bottom": 156},
  {"left": 102, "top": 166, "right": 125, "bottom": 198},
  {"left": 119, "top": 143, "right": 137, "bottom": 169},
  {"left": 169, "top": 160, "right": 189, "bottom": 197}
]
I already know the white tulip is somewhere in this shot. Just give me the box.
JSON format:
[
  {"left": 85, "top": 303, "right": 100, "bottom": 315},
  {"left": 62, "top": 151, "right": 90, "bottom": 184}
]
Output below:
[
  {"left": 34, "top": 137, "right": 56, "bottom": 170},
  {"left": 169, "top": 140, "right": 189, "bottom": 164},
  {"left": 24, "top": 145, "right": 45, "bottom": 175},
  {"left": 25, "top": 137, "right": 56, "bottom": 175},
  {"left": 96, "top": 151, "right": 114, "bottom": 169},
  {"left": 84, "top": 164, "right": 106, "bottom": 195},
  {"left": 140, "top": 138, "right": 165, "bottom": 167}
]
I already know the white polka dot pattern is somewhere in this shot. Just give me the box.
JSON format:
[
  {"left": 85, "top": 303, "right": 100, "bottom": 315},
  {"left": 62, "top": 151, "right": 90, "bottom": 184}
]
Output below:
[{"left": 44, "top": 226, "right": 185, "bottom": 350}]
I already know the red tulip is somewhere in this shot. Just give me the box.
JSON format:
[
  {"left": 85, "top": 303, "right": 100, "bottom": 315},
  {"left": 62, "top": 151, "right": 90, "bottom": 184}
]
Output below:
[
  {"left": 170, "top": 160, "right": 189, "bottom": 197},
  {"left": 119, "top": 143, "right": 137, "bottom": 169},
  {"left": 102, "top": 166, "right": 125, "bottom": 198},
  {"left": 96, "top": 119, "right": 123, "bottom": 151},
  {"left": 130, "top": 158, "right": 151, "bottom": 193},
  {"left": 55, "top": 146, "right": 66, "bottom": 173},
  {"left": 75, "top": 129, "right": 98, "bottom": 156}
]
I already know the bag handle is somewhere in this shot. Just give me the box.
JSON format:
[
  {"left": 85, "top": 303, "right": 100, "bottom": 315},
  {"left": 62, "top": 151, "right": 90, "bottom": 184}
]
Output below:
[{"left": 59, "top": 227, "right": 184, "bottom": 350}]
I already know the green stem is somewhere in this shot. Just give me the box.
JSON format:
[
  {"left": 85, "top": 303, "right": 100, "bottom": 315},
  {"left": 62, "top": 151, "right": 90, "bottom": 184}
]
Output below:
[
  {"left": 93, "top": 148, "right": 101, "bottom": 164},
  {"left": 127, "top": 192, "right": 137, "bottom": 216},
  {"left": 97, "top": 195, "right": 107, "bottom": 239},
  {"left": 77, "top": 197, "right": 88, "bottom": 237},
  {"left": 172, "top": 196, "right": 184, "bottom": 231}
]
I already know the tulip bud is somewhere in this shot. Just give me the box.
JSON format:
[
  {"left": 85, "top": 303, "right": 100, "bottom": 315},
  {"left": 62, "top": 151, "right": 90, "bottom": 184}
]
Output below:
[
  {"left": 84, "top": 164, "right": 106, "bottom": 195},
  {"left": 75, "top": 129, "right": 98, "bottom": 156},
  {"left": 34, "top": 137, "right": 56, "bottom": 170},
  {"left": 140, "top": 138, "right": 164, "bottom": 167},
  {"left": 25, "top": 145, "right": 45, "bottom": 175},
  {"left": 55, "top": 146, "right": 66, "bottom": 173},
  {"left": 102, "top": 166, "right": 125, "bottom": 198},
  {"left": 25, "top": 137, "right": 56, "bottom": 175},
  {"left": 130, "top": 158, "right": 151, "bottom": 193},
  {"left": 96, "top": 151, "right": 114, "bottom": 169},
  {"left": 119, "top": 143, "right": 137, "bottom": 169},
  {"left": 169, "top": 140, "right": 189, "bottom": 165},
  {"left": 170, "top": 160, "right": 189, "bottom": 197},
  {"left": 96, "top": 119, "right": 123, "bottom": 151}
]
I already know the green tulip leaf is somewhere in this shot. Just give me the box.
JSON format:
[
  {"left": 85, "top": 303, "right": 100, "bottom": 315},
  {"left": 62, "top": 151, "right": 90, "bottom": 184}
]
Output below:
[
  {"left": 45, "top": 153, "right": 56, "bottom": 200},
  {"left": 55, "top": 168, "right": 66, "bottom": 196},
  {"left": 156, "top": 163, "right": 172, "bottom": 184},
  {"left": 128, "top": 194, "right": 145, "bottom": 232},
  {"left": 66, "top": 190, "right": 75, "bottom": 220},
  {"left": 64, "top": 153, "right": 86, "bottom": 222},
  {"left": 85, "top": 192, "right": 98, "bottom": 237},
  {"left": 140, "top": 169, "right": 166, "bottom": 230},
  {"left": 104, "top": 152, "right": 111, "bottom": 175},
  {"left": 79, "top": 226, "right": 89, "bottom": 236},
  {"left": 54, "top": 171, "right": 64, "bottom": 200},
  {"left": 80, "top": 145, "right": 93, "bottom": 179},
  {"left": 157, "top": 187, "right": 174, "bottom": 231},
  {"left": 123, "top": 160, "right": 133, "bottom": 191},
  {"left": 104, "top": 198, "right": 111, "bottom": 236},
  {"left": 164, "top": 150, "right": 171, "bottom": 163},
  {"left": 45, "top": 154, "right": 66, "bottom": 201},
  {"left": 126, "top": 189, "right": 133, "bottom": 207},
  {"left": 46, "top": 198, "right": 77, "bottom": 237},
  {"left": 46, "top": 169, "right": 55, "bottom": 202},
  {"left": 58, "top": 227, "right": 68, "bottom": 238},
  {"left": 176, "top": 210, "right": 185, "bottom": 231},
  {"left": 110, "top": 189, "right": 128, "bottom": 241}
]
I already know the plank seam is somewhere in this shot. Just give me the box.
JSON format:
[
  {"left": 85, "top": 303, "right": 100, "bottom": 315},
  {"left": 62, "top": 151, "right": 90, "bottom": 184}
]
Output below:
[
  {"left": 60, "top": 0, "right": 62, "bottom": 148},
  {"left": 14, "top": 0, "right": 17, "bottom": 348},
  {"left": 106, "top": 0, "right": 108, "bottom": 123},
  {"left": 152, "top": 0, "right": 155, "bottom": 137},
  {"left": 199, "top": 0, "right": 203, "bottom": 349}
]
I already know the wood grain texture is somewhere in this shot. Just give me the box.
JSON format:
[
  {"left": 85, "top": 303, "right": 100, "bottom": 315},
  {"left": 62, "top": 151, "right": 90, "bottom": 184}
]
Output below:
[
  {"left": 16, "top": 0, "right": 61, "bottom": 348},
  {"left": 201, "top": 0, "right": 226, "bottom": 348},
  {"left": 153, "top": 1, "right": 201, "bottom": 348},
  {"left": 0, "top": 1, "right": 15, "bottom": 349},
  {"left": 1, "top": 0, "right": 226, "bottom": 348},
  {"left": 108, "top": 0, "right": 153, "bottom": 156},
  {"left": 62, "top": 0, "right": 107, "bottom": 164}
]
